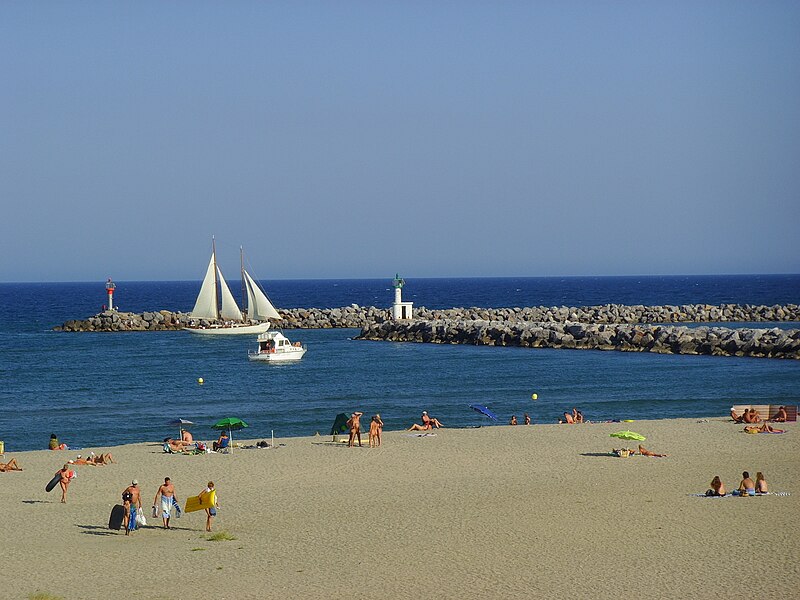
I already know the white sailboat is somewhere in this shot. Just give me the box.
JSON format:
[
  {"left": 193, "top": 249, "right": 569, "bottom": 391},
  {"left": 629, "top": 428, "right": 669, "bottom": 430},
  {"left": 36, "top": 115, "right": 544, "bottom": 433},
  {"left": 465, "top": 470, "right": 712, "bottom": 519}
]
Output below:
[{"left": 185, "top": 239, "right": 281, "bottom": 335}]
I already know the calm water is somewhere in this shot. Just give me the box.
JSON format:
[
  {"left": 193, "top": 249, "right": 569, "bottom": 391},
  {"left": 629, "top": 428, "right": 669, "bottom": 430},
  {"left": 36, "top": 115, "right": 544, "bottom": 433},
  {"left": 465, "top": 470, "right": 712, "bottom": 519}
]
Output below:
[{"left": 1, "top": 275, "right": 798, "bottom": 451}]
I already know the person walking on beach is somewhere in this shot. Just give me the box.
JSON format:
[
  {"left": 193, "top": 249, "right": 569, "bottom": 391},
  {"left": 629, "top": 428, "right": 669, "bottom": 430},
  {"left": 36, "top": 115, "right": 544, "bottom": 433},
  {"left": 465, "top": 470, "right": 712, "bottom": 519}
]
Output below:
[
  {"left": 122, "top": 480, "right": 142, "bottom": 534},
  {"left": 56, "top": 463, "right": 75, "bottom": 503},
  {"left": 347, "top": 412, "right": 363, "bottom": 447},
  {"left": 153, "top": 477, "right": 179, "bottom": 529},
  {"left": 200, "top": 481, "right": 219, "bottom": 532}
]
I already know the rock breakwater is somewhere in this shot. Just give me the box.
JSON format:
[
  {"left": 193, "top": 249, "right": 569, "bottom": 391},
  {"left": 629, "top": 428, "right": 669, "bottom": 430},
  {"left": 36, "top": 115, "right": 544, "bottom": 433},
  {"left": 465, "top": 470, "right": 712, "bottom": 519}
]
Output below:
[
  {"left": 54, "top": 303, "right": 800, "bottom": 333},
  {"left": 356, "top": 320, "right": 800, "bottom": 359}
]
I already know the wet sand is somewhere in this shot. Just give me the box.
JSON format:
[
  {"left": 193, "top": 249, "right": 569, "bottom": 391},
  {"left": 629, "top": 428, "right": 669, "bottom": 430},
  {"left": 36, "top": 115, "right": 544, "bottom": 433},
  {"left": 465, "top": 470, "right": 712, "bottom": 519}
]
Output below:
[{"left": 0, "top": 417, "right": 797, "bottom": 599}]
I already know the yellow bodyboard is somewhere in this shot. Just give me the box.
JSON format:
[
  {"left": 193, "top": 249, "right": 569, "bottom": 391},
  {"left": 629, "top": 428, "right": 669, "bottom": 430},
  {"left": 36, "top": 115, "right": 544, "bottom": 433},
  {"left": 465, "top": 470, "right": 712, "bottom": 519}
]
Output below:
[{"left": 184, "top": 490, "right": 216, "bottom": 513}]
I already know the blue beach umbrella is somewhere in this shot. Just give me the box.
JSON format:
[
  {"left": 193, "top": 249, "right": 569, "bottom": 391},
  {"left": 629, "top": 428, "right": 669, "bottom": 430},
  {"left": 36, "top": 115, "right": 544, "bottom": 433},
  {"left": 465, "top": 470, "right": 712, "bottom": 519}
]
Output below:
[
  {"left": 469, "top": 404, "right": 498, "bottom": 421},
  {"left": 168, "top": 418, "right": 194, "bottom": 440}
]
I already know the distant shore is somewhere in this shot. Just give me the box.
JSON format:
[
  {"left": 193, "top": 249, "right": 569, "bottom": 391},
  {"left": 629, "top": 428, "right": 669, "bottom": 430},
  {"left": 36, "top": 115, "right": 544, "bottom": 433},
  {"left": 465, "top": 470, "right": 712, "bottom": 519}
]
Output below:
[{"left": 1, "top": 417, "right": 796, "bottom": 599}]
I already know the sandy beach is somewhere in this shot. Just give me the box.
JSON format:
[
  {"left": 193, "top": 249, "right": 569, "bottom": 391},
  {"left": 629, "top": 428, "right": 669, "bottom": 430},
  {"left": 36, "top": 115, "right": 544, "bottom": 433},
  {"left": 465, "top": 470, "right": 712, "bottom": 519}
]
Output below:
[{"left": 1, "top": 417, "right": 797, "bottom": 600}]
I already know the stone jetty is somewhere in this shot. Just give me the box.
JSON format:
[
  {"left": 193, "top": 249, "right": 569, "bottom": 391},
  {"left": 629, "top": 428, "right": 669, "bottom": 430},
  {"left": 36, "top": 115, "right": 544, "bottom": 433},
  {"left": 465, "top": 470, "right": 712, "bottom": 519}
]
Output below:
[
  {"left": 56, "top": 302, "right": 800, "bottom": 333},
  {"left": 357, "top": 320, "right": 800, "bottom": 359}
]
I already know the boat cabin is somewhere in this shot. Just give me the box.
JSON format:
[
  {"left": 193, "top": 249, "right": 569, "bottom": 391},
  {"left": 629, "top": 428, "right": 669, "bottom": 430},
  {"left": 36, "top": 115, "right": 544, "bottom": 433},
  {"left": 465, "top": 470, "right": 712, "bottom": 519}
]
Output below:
[{"left": 256, "top": 331, "right": 301, "bottom": 353}]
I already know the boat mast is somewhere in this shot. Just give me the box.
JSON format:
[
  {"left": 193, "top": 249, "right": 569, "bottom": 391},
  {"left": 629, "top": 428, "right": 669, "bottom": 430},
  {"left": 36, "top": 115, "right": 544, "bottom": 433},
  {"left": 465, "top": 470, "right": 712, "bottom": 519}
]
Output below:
[
  {"left": 240, "top": 246, "right": 247, "bottom": 320},
  {"left": 212, "top": 236, "right": 220, "bottom": 320}
]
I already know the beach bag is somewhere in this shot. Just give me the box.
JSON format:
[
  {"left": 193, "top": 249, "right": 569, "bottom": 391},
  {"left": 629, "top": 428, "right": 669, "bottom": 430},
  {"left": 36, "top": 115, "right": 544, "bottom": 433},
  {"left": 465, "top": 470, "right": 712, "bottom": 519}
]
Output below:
[{"left": 136, "top": 511, "right": 147, "bottom": 527}]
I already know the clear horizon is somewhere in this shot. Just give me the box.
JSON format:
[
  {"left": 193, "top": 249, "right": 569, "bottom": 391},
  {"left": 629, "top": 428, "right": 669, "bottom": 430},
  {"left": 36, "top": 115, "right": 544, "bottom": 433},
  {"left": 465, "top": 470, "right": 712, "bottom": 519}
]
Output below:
[
  {"left": 2, "top": 2, "right": 799, "bottom": 282},
  {"left": 2, "top": 271, "right": 799, "bottom": 286}
]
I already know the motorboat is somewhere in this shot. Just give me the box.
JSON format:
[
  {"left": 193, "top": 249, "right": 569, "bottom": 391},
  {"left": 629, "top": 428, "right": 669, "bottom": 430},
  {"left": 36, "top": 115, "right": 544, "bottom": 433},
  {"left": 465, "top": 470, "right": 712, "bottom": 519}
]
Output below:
[{"left": 248, "top": 330, "right": 307, "bottom": 362}]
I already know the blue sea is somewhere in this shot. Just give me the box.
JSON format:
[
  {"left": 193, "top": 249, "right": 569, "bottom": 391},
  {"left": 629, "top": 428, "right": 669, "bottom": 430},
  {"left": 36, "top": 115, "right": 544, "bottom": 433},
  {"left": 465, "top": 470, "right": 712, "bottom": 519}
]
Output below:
[{"left": 1, "top": 274, "right": 799, "bottom": 452}]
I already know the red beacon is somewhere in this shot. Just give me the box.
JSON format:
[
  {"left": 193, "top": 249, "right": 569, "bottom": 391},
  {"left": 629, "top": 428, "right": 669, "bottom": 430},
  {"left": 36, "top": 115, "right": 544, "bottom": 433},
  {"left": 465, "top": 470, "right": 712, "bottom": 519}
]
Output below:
[{"left": 105, "top": 278, "right": 116, "bottom": 311}]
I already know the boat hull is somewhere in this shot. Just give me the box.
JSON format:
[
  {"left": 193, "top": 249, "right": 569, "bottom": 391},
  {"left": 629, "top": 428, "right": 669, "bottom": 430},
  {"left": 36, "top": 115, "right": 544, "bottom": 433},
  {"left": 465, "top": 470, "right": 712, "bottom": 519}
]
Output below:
[
  {"left": 184, "top": 322, "right": 270, "bottom": 335},
  {"left": 248, "top": 348, "right": 307, "bottom": 362}
]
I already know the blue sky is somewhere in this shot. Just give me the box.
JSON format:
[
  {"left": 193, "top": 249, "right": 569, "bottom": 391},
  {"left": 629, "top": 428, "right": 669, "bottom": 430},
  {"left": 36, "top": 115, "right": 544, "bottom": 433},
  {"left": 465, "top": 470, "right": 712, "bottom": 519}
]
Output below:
[{"left": 2, "top": 1, "right": 798, "bottom": 282}]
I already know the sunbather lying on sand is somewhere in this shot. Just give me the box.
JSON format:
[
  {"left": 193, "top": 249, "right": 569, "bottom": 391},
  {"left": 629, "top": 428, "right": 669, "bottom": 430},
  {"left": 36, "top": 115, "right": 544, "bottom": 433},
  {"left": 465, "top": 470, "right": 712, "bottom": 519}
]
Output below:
[
  {"left": 408, "top": 411, "right": 444, "bottom": 431},
  {"left": 744, "top": 422, "right": 784, "bottom": 434},
  {"left": 730, "top": 408, "right": 744, "bottom": 423},
  {"left": 89, "top": 452, "right": 115, "bottom": 464},
  {"left": 0, "top": 458, "right": 22, "bottom": 472},
  {"left": 165, "top": 439, "right": 192, "bottom": 452},
  {"left": 638, "top": 444, "right": 668, "bottom": 457}
]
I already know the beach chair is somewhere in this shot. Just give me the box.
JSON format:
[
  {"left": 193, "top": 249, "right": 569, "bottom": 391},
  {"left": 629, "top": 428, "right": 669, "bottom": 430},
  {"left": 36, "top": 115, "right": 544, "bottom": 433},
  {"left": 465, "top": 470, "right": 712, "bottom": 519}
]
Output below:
[{"left": 213, "top": 437, "right": 230, "bottom": 454}]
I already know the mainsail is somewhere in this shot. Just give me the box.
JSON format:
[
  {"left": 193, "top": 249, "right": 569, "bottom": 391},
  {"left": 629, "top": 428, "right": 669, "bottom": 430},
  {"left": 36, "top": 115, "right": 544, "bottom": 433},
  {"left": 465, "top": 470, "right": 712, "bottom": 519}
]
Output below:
[
  {"left": 190, "top": 255, "right": 219, "bottom": 320},
  {"left": 244, "top": 270, "right": 281, "bottom": 321}
]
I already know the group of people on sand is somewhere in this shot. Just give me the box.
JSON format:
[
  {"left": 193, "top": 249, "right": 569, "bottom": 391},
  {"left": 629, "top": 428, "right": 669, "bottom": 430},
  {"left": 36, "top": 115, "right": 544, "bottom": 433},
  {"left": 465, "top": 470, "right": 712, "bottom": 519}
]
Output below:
[
  {"left": 730, "top": 406, "right": 788, "bottom": 424},
  {"left": 120, "top": 477, "right": 219, "bottom": 536},
  {"left": 509, "top": 414, "right": 532, "bottom": 425},
  {"left": 164, "top": 428, "right": 230, "bottom": 453},
  {"left": 707, "top": 471, "right": 769, "bottom": 497},
  {"left": 560, "top": 408, "right": 584, "bottom": 424},
  {"left": 345, "top": 412, "right": 384, "bottom": 447}
]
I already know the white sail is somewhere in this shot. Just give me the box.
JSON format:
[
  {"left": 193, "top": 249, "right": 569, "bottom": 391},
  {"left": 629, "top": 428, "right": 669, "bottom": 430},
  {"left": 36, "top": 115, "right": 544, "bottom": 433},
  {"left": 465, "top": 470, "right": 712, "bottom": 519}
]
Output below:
[
  {"left": 244, "top": 270, "right": 281, "bottom": 321},
  {"left": 217, "top": 267, "right": 243, "bottom": 321},
  {"left": 190, "top": 255, "right": 219, "bottom": 320}
]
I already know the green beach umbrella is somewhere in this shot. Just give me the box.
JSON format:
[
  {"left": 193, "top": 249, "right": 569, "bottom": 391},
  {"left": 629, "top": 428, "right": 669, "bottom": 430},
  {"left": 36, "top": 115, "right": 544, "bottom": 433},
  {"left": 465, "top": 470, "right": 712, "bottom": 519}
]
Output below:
[
  {"left": 212, "top": 417, "right": 249, "bottom": 451},
  {"left": 609, "top": 430, "right": 646, "bottom": 442}
]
